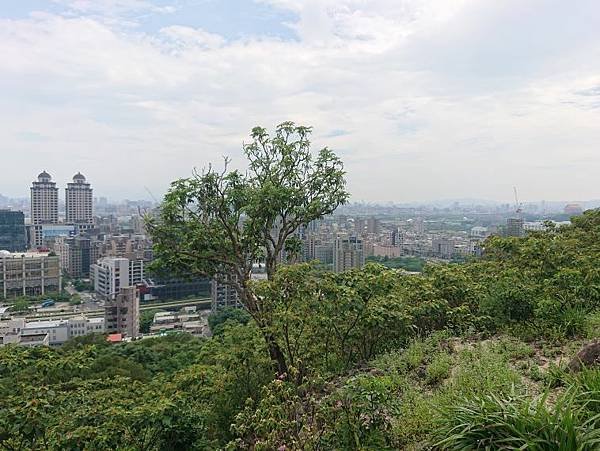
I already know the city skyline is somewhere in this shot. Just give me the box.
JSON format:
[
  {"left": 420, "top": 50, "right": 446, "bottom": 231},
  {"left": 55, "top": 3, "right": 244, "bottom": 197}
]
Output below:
[
  {"left": 1, "top": 1, "right": 600, "bottom": 202},
  {"left": 2, "top": 173, "right": 600, "bottom": 209}
]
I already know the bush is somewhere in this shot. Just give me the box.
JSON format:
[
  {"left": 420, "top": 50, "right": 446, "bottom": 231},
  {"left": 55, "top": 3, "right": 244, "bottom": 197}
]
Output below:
[
  {"left": 208, "top": 307, "right": 251, "bottom": 336},
  {"left": 479, "top": 272, "right": 537, "bottom": 326},
  {"left": 139, "top": 308, "right": 165, "bottom": 334}
]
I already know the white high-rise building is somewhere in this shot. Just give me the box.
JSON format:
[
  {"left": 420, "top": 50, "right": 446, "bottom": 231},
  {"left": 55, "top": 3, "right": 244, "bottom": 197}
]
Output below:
[
  {"left": 65, "top": 172, "right": 93, "bottom": 227},
  {"left": 91, "top": 257, "right": 144, "bottom": 300},
  {"left": 30, "top": 171, "right": 59, "bottom": 247}
]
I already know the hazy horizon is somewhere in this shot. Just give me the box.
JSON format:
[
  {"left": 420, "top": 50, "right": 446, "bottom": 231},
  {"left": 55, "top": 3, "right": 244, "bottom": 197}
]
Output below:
[{"left": 1, "top": 1, "right": 599, "bottom": 202}]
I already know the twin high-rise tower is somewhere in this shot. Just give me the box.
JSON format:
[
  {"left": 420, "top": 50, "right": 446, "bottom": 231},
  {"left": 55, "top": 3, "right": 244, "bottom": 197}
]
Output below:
[
  {"left": 65, "top": 172, "right": 93, "bottom": 226},
  {"left": 30, "top": 171, "right": 93, "bottom": 247},
  {"left": 31, "top": 171, "right": 59, "bottom": 226}
]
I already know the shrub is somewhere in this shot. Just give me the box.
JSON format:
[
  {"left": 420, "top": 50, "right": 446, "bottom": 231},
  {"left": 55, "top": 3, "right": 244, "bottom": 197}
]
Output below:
[{"left": 479, "top": 272, "right": 537, "bottom": 326}]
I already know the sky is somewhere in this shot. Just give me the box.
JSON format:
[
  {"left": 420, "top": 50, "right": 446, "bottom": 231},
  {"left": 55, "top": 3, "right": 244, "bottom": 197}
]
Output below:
[{"left": 1, "top": 0, "right": 600, "bottom": 203}]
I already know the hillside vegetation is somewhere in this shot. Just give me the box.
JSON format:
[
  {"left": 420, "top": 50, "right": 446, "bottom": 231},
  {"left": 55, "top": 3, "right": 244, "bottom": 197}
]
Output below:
[{"left": 1, "top": 210, "right": 600, "bottom": 450}]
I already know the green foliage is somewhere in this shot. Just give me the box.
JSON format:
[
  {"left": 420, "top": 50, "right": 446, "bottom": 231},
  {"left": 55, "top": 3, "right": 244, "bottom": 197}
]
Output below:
[
  {"left": 0, "top": 326, "right": 269, "bottom": 450},
  {"left": 583, "top": 312, "right": 600, "bottom": 339},
  {"left": 147, "top": 122, "right": 348, "bottom": 374},
  {"left": 4, "top": 194, "right": 600, "bottom": 448},
  {"left": 425, "top": 352, "right": 453, "bottom": 385},
  {"left": 208, "top": 306, "right": 251, "bottom": 336},
  {"left": 140, "top": 308, "right": 165, "bottom": 334},
  {"left": 68, "top": 294, "right": 82, "bottom": 305},
  {"left": 434, "top": 391, "right": 600, "bottom": 450},
  {"left": 9, "top": 298, "right": 31, "bottom": 312},
  {"left": 72, "top": 279, "right": 93, "bottom": 292},
  {"left": 366, "top": 255, "right": 426, "bottom": 272}
]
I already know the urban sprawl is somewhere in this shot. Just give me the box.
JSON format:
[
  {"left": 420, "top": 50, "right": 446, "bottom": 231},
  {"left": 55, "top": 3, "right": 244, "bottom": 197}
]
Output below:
[{"left": 0, "top": 171, "right": 588, "bottom": 347}]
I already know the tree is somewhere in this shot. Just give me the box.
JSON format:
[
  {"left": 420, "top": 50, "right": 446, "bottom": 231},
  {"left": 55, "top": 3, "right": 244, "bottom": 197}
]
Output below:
[
  {"left": 208, "top": 306, "right": 251, "bottom": 335},
  {"left": 147, "top": 122, "right": 348, "bottom": 375},
  {"left": 140, "top": 308, "right": 165, "bottom": 334}
]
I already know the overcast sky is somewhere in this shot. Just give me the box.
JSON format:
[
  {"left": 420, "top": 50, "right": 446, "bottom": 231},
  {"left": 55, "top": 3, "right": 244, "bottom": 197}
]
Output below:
[{"left": 1, "top": 0, "right": 599, "bottom": 203}]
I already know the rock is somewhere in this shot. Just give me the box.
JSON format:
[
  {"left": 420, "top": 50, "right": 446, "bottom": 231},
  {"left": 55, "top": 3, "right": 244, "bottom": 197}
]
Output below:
[{"left": 568, "top": 341, "right": 600, "bottom": 372}]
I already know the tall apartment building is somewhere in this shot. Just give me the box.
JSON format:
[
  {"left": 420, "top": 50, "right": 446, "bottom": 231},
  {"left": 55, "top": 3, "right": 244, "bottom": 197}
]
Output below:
[
  {"left": 303, "top": 236, "right": 334, "bottom": 265},
  {"left": 506, "top": 217, "right": 525, "bottom": 238},
  {"left": 0, "top": 210, "right": 26, "bottom": 252},
  {"left": 91, "top": 257, "right": 144, "bottom": 299},
  {"left": 354, "top": 218, "right": 365, "bottom": 235},
  {"left": 54, "top": 236, "right": 100, "bottom": 278},
  {"left": 432, "top": 238, "right": 456, "bottom": 259},
  {"left": 65, "top": 173, "right": 93, "bottom": 230},
  {"left": 333, "top": 236, "right": 364, "bottom": 273},
  {"left": 366, "top": 217, "right": 380, "bottom": 234},
  {"left": 413, "top": 218, "right": 425, "bottom": 235},
  {"left": 211, "top": 278, "right": 242, "bottom": 312},
  {"left": 104, "top": 286, "right": 139, "bottom": 338},
  {"left": 391, "top": 228, "right": 403, "bottom": 247},
  {"left": 0, "top": 251, "right": 61, "bottom": 299},
  {"left": 30, "top": 171, "right": 59, "bottom": 247}
]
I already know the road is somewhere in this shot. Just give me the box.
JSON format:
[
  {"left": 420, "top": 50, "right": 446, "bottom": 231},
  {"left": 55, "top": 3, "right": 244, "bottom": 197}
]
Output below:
[{"left": 19, "top": 297, "right": 212, "bottom": 321}]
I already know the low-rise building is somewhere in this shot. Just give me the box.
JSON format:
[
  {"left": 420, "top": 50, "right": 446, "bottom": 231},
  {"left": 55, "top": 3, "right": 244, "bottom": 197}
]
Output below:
[
  {"left": 0, "top": 315, "right": 104, "bottom": 347},
  {"left": 371, "top": 244, "right": 402, "bottom": 258},
  {"left": 149, "top": 308, "right": 209, "bottom": 337},
  {"left": 139, "top": 276, "right": 210, "bottom": 301},
  {"left": 68, "top": 316, "right": 105, "bottom": 338},
  {"left": 0, "top": 251, "right": 62, "bottom": 299},
  {"left": 19, "top": 333, "right": 49, "bottom": 347},
  {"left": 21, "top": 319, "right": 69, "bottom": 345}
]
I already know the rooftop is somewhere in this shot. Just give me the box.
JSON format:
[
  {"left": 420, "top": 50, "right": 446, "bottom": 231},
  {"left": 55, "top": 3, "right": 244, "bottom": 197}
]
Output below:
[
  {"left": 106, "top": 333, "right": 123, "bottom": 343},
  {"left": 23, "top": 320, "right": 67, "bottom": 329}
]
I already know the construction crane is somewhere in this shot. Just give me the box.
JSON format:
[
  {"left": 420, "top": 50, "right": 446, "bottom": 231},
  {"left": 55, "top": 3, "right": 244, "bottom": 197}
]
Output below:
[
  {"left": 513, "top": 186, "right": 523, "bottom": 216},
  {"left": 137, "top": 186, "right": 159, "bottom": 218},
  {"left": 144, "top": 186, "right": 158, "bottom": 203}
]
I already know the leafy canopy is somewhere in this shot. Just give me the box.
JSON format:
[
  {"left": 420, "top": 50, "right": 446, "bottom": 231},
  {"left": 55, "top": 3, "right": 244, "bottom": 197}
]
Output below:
[{"left": 148, "top": 121, "right": 348, "bottom": 289}]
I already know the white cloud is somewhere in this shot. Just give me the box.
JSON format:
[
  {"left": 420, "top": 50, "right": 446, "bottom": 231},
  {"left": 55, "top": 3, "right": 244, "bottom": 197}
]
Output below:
[
  {"left": 53, "top": 0, "right": 177, "bottom": 15},
  {"left": 1, "top": 0, "right": 599, "bottom": 202}
]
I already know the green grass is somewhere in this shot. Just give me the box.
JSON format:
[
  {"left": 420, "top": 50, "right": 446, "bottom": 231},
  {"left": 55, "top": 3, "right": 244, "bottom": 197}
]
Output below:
[
  {"left": 433, "top": 391, "right": 600, "bottom": 450},
  {"left": 425, "top": 352, "right": 453, "bottom": 385},
  {"left": 583, "top": 312, "right": 600, "bottom": 339}
]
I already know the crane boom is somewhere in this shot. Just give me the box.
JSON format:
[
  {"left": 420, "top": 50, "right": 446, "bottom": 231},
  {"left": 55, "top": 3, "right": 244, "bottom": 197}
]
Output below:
[
  {"left": 144, "top": 186, "right": 158, "bottom": 203},
  {"left": 513, "top": 186, "right": 523, "bottom": 215}
]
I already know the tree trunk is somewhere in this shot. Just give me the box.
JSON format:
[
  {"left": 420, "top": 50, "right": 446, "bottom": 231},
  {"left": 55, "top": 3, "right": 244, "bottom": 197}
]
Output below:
[
  {"left": 265, "top": 332, "right": 289, "bottom": 377},
  {"left": 240, "top": 283, "right": 289, "bottom": 377}
]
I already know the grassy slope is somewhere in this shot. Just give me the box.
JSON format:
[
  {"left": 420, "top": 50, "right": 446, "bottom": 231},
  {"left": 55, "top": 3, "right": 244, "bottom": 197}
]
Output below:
[{"left": 350, "top": 313, "right": 600, "bottom": 449}]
